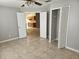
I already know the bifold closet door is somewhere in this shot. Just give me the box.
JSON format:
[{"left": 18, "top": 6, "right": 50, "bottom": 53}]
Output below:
[
  {"left": 17, "top": 13, "right": 26, "bottom": 38},
  {"left": 40, "top": 12, "right": 47, "bottom": 38}
]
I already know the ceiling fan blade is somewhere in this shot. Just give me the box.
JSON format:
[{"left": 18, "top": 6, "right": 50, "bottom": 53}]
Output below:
[
  {"left": 45, "top": 0, "right": 51, "bottom": 2},
  {"left": 34, "top": 1, "right": 42, "bottom": 6},
  {"left": 21, "top": 4, "right": 25, "bottom": 7}
]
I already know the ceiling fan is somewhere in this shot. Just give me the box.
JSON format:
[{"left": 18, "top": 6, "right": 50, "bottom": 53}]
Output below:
[{"left": 21, "top": 0, "right": 42, "bottom": 7}]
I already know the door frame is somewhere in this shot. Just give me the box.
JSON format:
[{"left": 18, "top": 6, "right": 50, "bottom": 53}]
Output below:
[
  {"left": 24, "top": 12, "right": 47, "bottom": 39},
  {"left": 49, "top": 7, "right": 62, "bottom": 48}
]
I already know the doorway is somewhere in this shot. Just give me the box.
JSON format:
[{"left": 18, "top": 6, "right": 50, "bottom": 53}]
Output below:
[
  {"left": 51, "top": 9, "right": 60, "bottom": 47},
  {"left": 25, "top": 12, "right": 40, "bottom": 38},
  {"left": 49, "top": 7, "right": 69, "bottom": 48},
  {"left": 17, "top": 12, "right": 48, "bottom": 41}
]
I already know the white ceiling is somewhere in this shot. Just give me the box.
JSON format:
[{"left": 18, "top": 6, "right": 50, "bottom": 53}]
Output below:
[
  {"left": 0, "top": 0, "right": 24, "bottom": 7},
  {"left": 0, "top": 0, "right": 52, "bottom": 8}
]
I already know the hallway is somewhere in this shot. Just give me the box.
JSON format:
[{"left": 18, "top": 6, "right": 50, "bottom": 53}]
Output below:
[
  {"left": 0, "top": 31, "right": 79, "bottom": 59},
  {"left": 27, "top": 28, "right": 40, "bottom": 38}
]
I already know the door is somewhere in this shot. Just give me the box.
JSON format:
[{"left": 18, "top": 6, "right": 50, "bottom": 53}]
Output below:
[
  {"left": 36, "top": 13, "right": 40, "bottom": 28},
  {"left": 17, "top": 13, "right": 26, "bottom": 38},
  {"left": 40, "top": 12, "right": 47, "bottom": 38},
  {"left": 58, "top": 7, "right": 69, "bottom": 48}
]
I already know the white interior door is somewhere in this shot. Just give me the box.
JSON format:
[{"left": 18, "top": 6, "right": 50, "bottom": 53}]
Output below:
[
  {"left": 17, "top": 13, "right": 26, "bottom": 38},
  {"left": 58, "top": 7, "right": 69, "bottom": 48},
  {"left": 40, "top": 12, "right": 47, "bottom": 38}
]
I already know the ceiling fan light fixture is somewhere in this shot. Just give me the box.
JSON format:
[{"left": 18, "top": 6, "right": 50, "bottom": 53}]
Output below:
[
  {"left": 25, "top": 0, "right": 33, "bottom": 6},
  {"left": 21, "top": 0, "right": 42, "bottom": 7}
]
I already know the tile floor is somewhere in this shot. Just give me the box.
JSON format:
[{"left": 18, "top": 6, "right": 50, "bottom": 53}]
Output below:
[{"left": 0, "top": 28, "right": 79, "bottom": 59}]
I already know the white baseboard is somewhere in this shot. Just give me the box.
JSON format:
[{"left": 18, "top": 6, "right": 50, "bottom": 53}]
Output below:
[
  {"left": 66, "top": 46, "right": 79, "bottom": 53},
  {"left": 0, "top": 37, "right": 19, "bottom": 43}
]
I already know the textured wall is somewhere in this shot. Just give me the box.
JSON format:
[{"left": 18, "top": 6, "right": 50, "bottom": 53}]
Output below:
[
  {"left": 0, "top": 6, "right": 19, "bottom": 41},
  {"left": 67, "top": 0, "right": 79, "bottom": 50}
]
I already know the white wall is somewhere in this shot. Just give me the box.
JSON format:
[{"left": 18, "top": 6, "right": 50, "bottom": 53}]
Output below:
[
  {"left": 20, "top": 5, "right": 50, "bottom": 12},
  {"left": 50, "top": 0, "right": 69, "bottom": 9},
  {"left": 0, "top": 6, "right": 20, "bottom": 41},
  {"left": 66, "top": 0, "right": 79, "bottom": 51}
]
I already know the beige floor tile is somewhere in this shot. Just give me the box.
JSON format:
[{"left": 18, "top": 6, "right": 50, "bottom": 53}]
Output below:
[{"left": 0, "top": 28, "right": 79, "bottom": 59}]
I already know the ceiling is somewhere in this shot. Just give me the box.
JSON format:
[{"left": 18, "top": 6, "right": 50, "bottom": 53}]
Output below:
[{"left": 0, "top": 0, "right": 53, "bottom": 8}]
